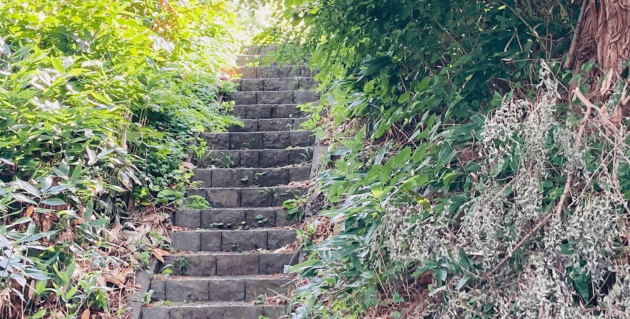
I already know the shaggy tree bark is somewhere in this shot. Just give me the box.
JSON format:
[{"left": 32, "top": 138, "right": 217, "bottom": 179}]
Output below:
[
  {"left": 566, "top": 0, "right": 630, "bottom": 121},
  {"left": 566, "top": 0, "right": 630, "bottom": 74}
]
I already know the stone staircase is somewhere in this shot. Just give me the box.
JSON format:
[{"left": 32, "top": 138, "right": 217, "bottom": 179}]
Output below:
[{"left": 141, "top": 47, "right": 318, "bottom": 319}]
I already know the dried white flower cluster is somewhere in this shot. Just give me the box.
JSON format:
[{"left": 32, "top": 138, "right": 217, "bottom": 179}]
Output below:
[
  {"left": 381, "top": 205, "right": 453, "bottom": 264},
  {"left": 380, "top": 61, "right": 630, "bottom": 318}
]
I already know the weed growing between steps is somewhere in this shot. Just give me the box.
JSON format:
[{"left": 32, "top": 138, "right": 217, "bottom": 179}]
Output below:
[
  {"left": 258, "top": 0, "right": 630, "bottom": 318},
  {"left": 0, "top": 0, "right": 244, "bottom": 318}
]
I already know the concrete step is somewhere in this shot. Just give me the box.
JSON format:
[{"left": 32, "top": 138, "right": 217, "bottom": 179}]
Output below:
[
  {"left": 236, "top": 54, "right": 261, "bottom": 66},
  {"left": 172, "top": 207, "right": 295, "bottom": 230},
  {"left": 150, "top": 275, "right": 294, "bottom": 303},
  {"left": 169, "top": 228, "right": 297, "bottom": 253},
  {"left": 159, "top": 252, "right": 298, "bottom": 277},
  {"left": 197, "top": 147, "right": 312, "bottom": 168},
  {"left": 199, "top": 131, "right": 314, "bottom": 150},
  {"left": 191, "top": 166, "right": 311, "bottom": 188},
  {"left": 142, "top": 302, "right": 286, "bottom": 319},
  {"left": 186, "top": 186, "right": 304, "bottom": 208},
  {"left": 228, "top": 117, "right": 309, "bottom": 132},
  {"left": 241, "top": 45, "right": 278, "bottom": 55},
  {"left": 185, "top": 186, "right": 305, "bottom": 208},
  {"left": 232, "top": 104, "right": 304, "bottom": 119},
  {"left": 229, "top": 90, "right": 320, "bottom": 105},
  {"left": 233, "top": 77, "right": 316, "bottom": 92},
  {"left": 237, "top": 65, "right": 317, "bottom": 79}
]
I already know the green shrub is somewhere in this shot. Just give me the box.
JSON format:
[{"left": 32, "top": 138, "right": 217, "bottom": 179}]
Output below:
[
  {"left": 264, "top": 0, "right": 630, "bottom": 318},
  {"left": 0, "top": 0, "right": 239, "bottom": 316}
]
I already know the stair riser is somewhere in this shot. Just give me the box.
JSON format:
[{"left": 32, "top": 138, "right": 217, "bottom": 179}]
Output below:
[
  {"left": 191, "top": 167, "right": 311, "bottom": 188},
  {"left": 234, "top": 78, "right": 317, "bottom": 92},
  {"left": 229, "top": 90, "right": 320, "bottom": 105},
  {"left": 228, "top": 118, "right": 309, "bottom": 132},
  {"left": 232, "top": 104, "right": 303, "bottom": 119},
  {"left": 142, "top": 304, "right": 286, "bottom": 319},
  {"left": 186, "top": 187, "right": 304, "bottom": 208},
  {"left": 151, "top": 278, "right": 293, "bottom": 303},
  {"left": 236, "top": 54, "right": 260, "bottom": 65},
  {"left": 173, "top": 208, "right": 294, "bottom": 230},
  {"left": 237, "top": 66, "right": 316, "bottom": 79},
  {"left": 200, "top": 131, "right": 314, "bottom": 150},
  {"left": 197, "top": 148, "right": 312, "bottom": 168},
  {"left": 170, "top": 229, "right": 297, "bottom": 252},
  {"left": 241, "top": 45, "right": 278, "bottom": 55},
  {"left": 160, "top": 253, "right": 298, "bottom": 277}
]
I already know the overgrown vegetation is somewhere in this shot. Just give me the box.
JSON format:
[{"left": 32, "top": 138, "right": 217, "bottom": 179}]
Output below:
[
  {"left": 0, "top": 0, "right": 241, "bottom": 317},
  {"left": 258, "top": 0, "right": 630, "bottom": 318}
]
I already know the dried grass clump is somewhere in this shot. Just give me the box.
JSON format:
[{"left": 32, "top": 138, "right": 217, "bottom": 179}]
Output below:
[{"left": 379, "top": 61, "right": 630, "bottom": 318}]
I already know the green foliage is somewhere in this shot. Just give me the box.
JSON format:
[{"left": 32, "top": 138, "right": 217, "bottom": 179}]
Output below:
[
  {"left": 0, "top": 0, "right": 240, "bottom": 316},
  {"left": 283, "top": 198, "right": 305, "bottom": 221},
  {"left": 254, "top": 0, "right": 630, "bottom": 318}
]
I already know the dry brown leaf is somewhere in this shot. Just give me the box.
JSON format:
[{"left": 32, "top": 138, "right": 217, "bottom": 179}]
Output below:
[
  {"left": 42, "top": 219, "right": 51, "bottom": 232},
  {"left": 81, "top": 309, "right": 90, "bottom": 319},
  {"left": 59, "top": 229, "right": 75, "bottom": 242},
  {"left": 27, "top": 280, "right": 35, "bottom": 300},
  {"left": 152, "top": 248, "right": 169, "bottom": 262},
  {"left": 114, "top": 267, "right": 133, "bottom": 284},
  {"left": 109, "top": 225, "right": 121, "bottom": 242},
  {"left": 26, "top": 205, "right": 34, "bottom": 217},
  {"left": 181, "top": 161, "right": 195, "bottom": 170},
  {"left": 97, "top": 275, "right": 106, "bottom": 286}
]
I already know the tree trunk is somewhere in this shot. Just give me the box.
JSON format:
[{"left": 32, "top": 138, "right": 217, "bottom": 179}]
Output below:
[
  {"left": 568, "top": 0, "right": 630, "bottom": 74},
  {"left": 566, "top": 0, "right": 630, "bottom": 120}
]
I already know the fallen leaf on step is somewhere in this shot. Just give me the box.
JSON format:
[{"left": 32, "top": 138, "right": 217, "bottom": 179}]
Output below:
[{"left": 153, "top": 248, "right": 169, "bottom": 262}]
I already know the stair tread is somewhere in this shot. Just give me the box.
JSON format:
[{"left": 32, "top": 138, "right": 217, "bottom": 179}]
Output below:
[
  {"left": 201, "top": 147, "right": 312, "bottom": 154},
  {"left": 236, "top": 117, "right": 309, "bottom": 119},
  {"left": 154, "top": 274, "right": 293, "bottom": 281},
  {"left": 162, "top": 251, "right": 297, "bottom": 256},
  {"left": 238, "top": 76, "right": 314, "bottom": 80},
  {"left": 233, "top": 103, "right": 305, "bottom": 106},
  {"left": 187, "top": 185, "right": 305, "bottom": 189},
  {"left": 199, "top": 130, "right": 314, "bottom": 151},
  {"left": 169, "top": 227, "right": 296, "bottom": 233},
  {"left": 231, "top": 89, "right": 316, "bottom": 93},
  {"left": 179, "top": 206, "right": 285, "bottom": 211},
  {"left": 194, "top": 165, "right": 310, "bottom": 171},
  {"left": 145, "top": 301, "right": 283, "bottom": 307},
  {"left": 201, "top": 130, "right": 312, "bottom": 134}
]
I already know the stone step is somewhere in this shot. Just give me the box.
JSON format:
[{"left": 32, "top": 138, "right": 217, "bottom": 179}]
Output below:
[
  {"left": 191, "top": 166, "right": 311, "bottom": 188},
  {"left": 198, "top": 147, "right": 312, "bottom": 168},
  {"left": 232, "top": 104, "right": 304, "bottom": 119},
  {"left": 228, "top": 118, "right": 309, "bottom": 132},
  {"left": 237, "top": 65, "right": 317, "bottom": 79},
  {"left": 159, "top": 252, "right": 298, "bottom": 277},
  {"left": 229, "top": 90, "right": 320, "bottom": 105},
  {"left": 233, "top": 77, "right": 316, "bottom": 92},
  {"left": 169, "top": 228, "right": 297, "bottom": 253},
  {"left": 236, "top": 54, "right": 260, "bottom": 66},
  {"left": 200, "top": 131, "right": 314, "bottom": 150},
  {"left": 142, "top": 302, "right": 286, "bottom": 319},
  {"left": 150, "top": 275, "right": 294, "bottom": 303},
  {"left": 186, "top": 186, "right": 305, "bottom": 208},
  {"left": 173, "top": 207, "right": 294, "bottom": 230},
  {"left": 172, "top": 207, "right": 294, "bottom": 230},
  {"left": 241, "top": 45, "right": 278, "bottom": 55}
]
